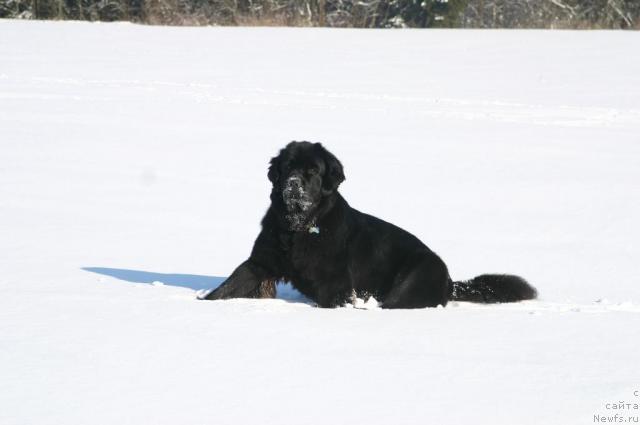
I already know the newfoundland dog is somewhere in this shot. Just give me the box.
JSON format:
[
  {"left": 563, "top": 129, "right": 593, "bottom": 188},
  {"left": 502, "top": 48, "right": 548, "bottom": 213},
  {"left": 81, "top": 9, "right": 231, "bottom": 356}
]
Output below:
[{"left": 202, "top": 141, "right": 536, "bottom": 308}]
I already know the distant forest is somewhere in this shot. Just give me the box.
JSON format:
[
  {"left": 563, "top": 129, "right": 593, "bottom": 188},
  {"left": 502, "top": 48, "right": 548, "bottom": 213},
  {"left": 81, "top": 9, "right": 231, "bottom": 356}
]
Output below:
[{"left": 1, "top": 0, "right": 639, "bottom": 29}]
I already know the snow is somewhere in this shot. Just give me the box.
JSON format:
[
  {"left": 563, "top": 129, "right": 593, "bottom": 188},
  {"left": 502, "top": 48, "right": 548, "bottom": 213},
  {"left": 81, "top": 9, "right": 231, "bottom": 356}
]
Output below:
[{"left": 1, "top": 20, "right": 640, "bottom": 424}]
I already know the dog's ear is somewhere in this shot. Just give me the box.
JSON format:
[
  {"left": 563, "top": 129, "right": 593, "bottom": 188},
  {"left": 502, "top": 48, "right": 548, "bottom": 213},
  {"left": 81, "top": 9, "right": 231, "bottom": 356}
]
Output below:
[
  {"left": 267, "top": 153, "right": 281, "bottom": 184},
  {"left": 316, "top": 143, "right": 345, "bottom": 194}
]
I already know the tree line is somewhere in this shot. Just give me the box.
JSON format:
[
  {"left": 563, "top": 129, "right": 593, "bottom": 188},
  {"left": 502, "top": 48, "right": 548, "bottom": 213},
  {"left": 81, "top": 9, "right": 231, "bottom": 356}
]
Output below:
[{"left": 1, "top": 0, "right": 638, "bottom": 29}]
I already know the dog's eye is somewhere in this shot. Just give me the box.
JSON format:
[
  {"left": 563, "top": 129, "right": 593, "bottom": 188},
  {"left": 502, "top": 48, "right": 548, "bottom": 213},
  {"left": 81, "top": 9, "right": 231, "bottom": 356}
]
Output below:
[{"left": 308, "top": 168, "right": 319, "bottom": 176}]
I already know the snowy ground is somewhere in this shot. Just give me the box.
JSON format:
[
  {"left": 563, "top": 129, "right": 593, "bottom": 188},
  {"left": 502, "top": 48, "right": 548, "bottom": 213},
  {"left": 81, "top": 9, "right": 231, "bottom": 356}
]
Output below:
[{"left": 1, "top": 20, "right": 640, "bottom": 424}]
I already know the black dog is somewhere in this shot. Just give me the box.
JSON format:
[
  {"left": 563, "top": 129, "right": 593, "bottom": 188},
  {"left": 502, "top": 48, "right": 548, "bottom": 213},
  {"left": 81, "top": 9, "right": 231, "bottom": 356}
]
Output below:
[{"left": 203, "top": 141, "right": 536, "bottom": 308}]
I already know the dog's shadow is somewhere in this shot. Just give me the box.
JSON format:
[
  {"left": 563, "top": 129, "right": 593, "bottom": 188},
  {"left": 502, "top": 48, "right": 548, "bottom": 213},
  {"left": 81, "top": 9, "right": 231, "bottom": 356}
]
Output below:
[{"left": 82, "top": 267, "right": 309, "bottom": 302}]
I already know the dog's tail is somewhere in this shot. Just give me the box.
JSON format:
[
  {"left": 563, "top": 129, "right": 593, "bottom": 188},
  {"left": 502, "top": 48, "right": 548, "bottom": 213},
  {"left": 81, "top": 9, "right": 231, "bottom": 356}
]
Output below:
[{"left": 450, "top": 274, "right": 537, "bottom": 303}]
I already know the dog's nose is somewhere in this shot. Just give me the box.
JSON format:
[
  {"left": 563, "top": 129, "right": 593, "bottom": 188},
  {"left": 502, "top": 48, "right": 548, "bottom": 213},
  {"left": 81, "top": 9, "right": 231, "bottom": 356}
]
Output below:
[{"left": 287, "top": 176, "right": 302, "bottom": 189}]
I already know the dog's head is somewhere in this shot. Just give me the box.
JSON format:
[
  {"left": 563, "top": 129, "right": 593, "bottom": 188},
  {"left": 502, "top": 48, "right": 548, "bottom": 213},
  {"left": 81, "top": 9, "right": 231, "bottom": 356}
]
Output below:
[{"left": 268, "top": 141, "right": 345, "bottom": 231}]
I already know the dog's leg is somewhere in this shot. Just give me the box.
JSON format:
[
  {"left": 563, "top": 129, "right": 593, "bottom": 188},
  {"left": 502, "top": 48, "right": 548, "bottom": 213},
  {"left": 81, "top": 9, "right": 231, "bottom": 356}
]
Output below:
[
  {"left": 202, "top": 260, "right": 276, "bottom": 300},
  {"left": 381, "top": 252, "right": 450, "bottom": 309},
  {"left": 245, "top": 278, "right": 277, "bottom": 298},
  {"left": 313, "top": 278, "right": 353, "bottom": 308}
]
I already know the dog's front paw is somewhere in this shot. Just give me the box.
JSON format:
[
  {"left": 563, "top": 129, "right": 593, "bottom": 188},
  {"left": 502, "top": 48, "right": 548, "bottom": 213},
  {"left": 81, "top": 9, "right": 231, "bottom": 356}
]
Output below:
[{"left": 199, "top": 287, "right": 224, "bottom": 300}]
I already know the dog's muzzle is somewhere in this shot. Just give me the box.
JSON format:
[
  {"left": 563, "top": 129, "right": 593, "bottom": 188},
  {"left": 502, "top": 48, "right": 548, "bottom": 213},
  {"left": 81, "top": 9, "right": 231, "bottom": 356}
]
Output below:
[
  {"left": 283, "top": 176, "right": 312, "bottom": 210},
  {"left": 283, "top": 176, "right": 314, "bottom": 231}
]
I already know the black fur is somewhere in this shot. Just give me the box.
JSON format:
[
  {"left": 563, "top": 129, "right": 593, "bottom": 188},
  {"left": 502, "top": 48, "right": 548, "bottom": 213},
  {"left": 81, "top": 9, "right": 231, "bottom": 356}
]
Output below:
[{"left": 203, "top": 141, "right": 537, "bottom": 309}]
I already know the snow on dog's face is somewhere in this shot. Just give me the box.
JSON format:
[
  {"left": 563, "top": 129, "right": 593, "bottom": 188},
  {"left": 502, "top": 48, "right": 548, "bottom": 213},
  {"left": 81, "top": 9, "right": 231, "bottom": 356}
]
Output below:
[{"left": 268, "top": 141, "right": 345, "bottom": 232}]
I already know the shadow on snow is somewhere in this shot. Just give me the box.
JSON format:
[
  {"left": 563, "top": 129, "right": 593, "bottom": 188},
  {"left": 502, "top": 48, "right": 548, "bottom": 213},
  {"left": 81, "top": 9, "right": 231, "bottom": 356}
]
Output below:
[{"left": 82, "top": 267, "right": 309, "bottom": 302}]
